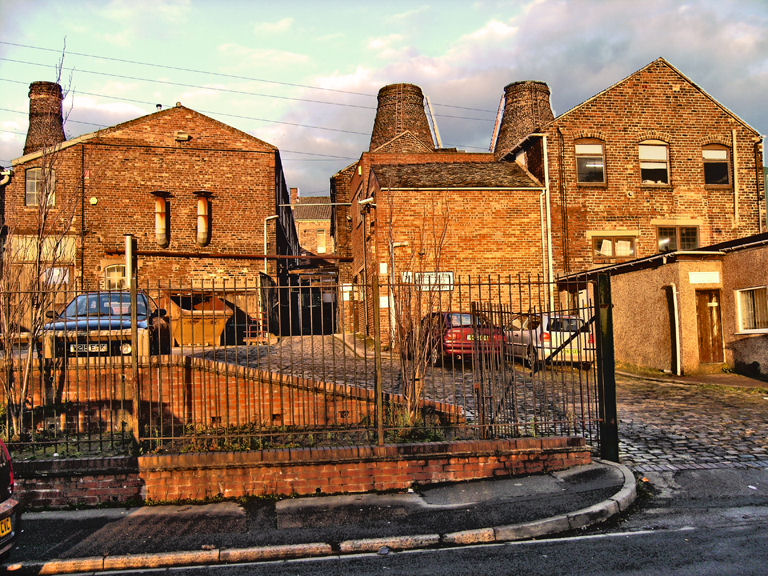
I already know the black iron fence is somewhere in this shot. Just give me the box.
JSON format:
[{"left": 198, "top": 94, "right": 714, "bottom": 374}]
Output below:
[{"left": 0, "top": 274, "right": 605, "bottom": 458}]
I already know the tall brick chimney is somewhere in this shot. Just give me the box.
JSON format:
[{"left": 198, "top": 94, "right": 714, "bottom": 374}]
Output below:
[
  {"left": 494, "top": 81, "right": 554, "bottom": 156},
  {"left": 24, "top": 81, "right": 66, "bottom": 155},
  {"left": 290, "top": 187, "right": 300, "bottom": 204},
  {"left": 369, "top": 83, "right": 434, "bottom": 152}
]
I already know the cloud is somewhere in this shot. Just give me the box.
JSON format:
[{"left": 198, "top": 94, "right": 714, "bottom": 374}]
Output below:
[
  {"left": 253, "top": 17, "right": 295, "bottom": 34},
  {"left": 387, "top": 6, "right": 431, "bottom": 22}
]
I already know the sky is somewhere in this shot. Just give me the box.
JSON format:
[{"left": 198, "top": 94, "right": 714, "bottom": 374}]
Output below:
[{"left": 1, "top": 0, "right": 766, "bottom": 196}]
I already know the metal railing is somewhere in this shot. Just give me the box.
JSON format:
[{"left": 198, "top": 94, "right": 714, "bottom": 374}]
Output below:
[{"left": 0, "top": 274, "right": 603, "bottom": 458}]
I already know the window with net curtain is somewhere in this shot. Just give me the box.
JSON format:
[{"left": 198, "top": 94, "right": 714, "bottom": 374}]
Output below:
[{"left": 737, "top": 286, "right": 768, "bottom": 332}]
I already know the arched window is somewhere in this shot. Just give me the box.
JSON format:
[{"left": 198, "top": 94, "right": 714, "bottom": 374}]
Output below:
[
  {"left": 702, "top": 144, "right": 731, "bottom": 186},
  {"left": 638, "top": 140, "right": 669, "bottom": 185},
  {"left": 195, "top": 192, "right": 212, "bottom": 246},
  {"left": 153, "top": 192, "right": 170, "bottom": 247},
  {"left": 104, "top": 264, "right": 127, "bottom": 290},
  {"left": 25, "top": 167, "right": 55, "bottom": 206},
  {"left": 574, "top": 139, "right": 605, "bottom": 183}
]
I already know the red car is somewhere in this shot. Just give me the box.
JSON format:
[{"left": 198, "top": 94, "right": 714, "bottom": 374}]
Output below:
[
  {"left": 0, "top": 440, "right": 19, "bottom": 560},
  {"left": 417, "top": 312, "right": 505, "bottom": 365}
]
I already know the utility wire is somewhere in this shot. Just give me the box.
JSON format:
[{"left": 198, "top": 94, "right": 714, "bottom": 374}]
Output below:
[
  {"left": 0, "top": 40, "right": 498, "bottom": 113},
  {"left": 0, "top": 57, "right": 378, "bottom": 110}
]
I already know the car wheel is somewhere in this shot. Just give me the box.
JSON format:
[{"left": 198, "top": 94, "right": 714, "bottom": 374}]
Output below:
[{"left": 525, "top": 346, "right": 539, "bottom": 370}]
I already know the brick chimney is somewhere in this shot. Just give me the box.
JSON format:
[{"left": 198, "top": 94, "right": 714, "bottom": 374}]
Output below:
[
  {"left": 23, "top": 81, "right": 66, "bottom": 155},
  {"left": 494, "top": 81, "right": 554, "bottom": 156},
  {"left": 290, "top": 187, "right": 300, "bottom": 204},
  {"left": 369, "top": 83, "right": 434, "bottom": 152}
]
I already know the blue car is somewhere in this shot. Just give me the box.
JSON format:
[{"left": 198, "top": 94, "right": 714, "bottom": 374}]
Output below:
[{"left": 42, "top": 292, "right": 171, "bottom": 358}]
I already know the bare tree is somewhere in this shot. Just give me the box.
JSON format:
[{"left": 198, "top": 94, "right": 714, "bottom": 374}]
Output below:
[
  {"left": 0, "top": 48, "right": 78, "bottom": 440},
  {"left": 386, "top": 192, "right": 450, "bottom": 426}
]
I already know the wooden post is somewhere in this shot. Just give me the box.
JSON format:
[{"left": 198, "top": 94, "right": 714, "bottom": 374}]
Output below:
[
  {"left": 125, "top": 235, "right": 140, "bottom": 444},
  {"left": 596, "top": 273, "right": 619, "bottom": 462}
]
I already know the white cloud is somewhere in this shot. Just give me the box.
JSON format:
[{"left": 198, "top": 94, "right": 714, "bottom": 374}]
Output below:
[
  {"left": 253, "top": 17, "right": 295, "bottom": 34},
  {"left": 387, "top": 6, "right": 431, "bottom": 22}
]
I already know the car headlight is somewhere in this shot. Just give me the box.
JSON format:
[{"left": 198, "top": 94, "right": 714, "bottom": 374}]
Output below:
[{"left": 120, "top": 342, "right": 132, "bottom": 355}]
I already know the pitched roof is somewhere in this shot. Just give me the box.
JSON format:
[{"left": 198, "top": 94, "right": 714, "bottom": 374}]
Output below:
[
  {"left": 552, "top": 58, "right": 761, "bottom": 135},
  {"left": 13, "top": 104, "right": 277, "bottom": 165},
  {"left": 293, "top": 196, "right": 332, "bottom": 220},
  {"left": 371, "top": 161, "right": 542, "bottom": 189}
]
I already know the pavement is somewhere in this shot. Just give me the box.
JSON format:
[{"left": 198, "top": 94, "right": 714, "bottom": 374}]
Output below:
[
  {"left": 4, "top": 459, "right": 636, "bottom": 575},
  {"left": 6, "top": 369, "right": 764, "bottom": 574}
]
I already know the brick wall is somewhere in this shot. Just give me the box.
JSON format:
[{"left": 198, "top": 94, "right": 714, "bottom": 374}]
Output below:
[
  {"left": 3, "top": 355, "right": 461, "bottom": 436},
  {"left": 13, "top": 437, "right": 589, "bottom": 508},
  {"left": 542, "top": 59, "right": 764, "bottom": 275},
  {"left": 5, "top": 105, "right": 287, "bottom": 288},
  {"left": 138, "top": 437, "right": 590, "bottom": 502}
]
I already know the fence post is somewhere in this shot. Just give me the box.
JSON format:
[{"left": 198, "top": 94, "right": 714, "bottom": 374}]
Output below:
[
  {"left": 371, "top": 275, "right": 385, "bottom": 445},
  {"left": 125, "top": 235, "right": 140, "bottom": 444},
  {"left": 596, "top": 273, "right": 619, "bottom": 462}
]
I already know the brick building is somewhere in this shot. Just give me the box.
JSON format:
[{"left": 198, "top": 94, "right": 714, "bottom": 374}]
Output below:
[
  {"left": 497, "top": 58, "right": 765, "bottom": 277},
  {"left": 331, "top": 84, "right": 544, "bottom": 335},
  {"left": 3, "top": 81, "right": 299, "bottom": 291},
  {"left": 332, "top": 59, "right": 765, "bottom": 342},
  {"left": 291, "top": 189, "right": 334, "bottom": 256}
]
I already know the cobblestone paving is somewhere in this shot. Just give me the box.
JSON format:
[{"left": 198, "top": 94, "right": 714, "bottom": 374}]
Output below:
[{"left": 617, "top": 376, "right": 768, "bottom": 473}]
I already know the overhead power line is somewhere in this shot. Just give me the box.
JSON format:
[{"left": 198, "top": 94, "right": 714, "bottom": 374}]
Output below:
[
  {"left": 0, "top": 57, "right": 378, "bottom": 110},
  {"left": 0, "top": 40, "right": 498, "bottom": 114},
  {"left": 0, "top": 79, "right": 372, "bottom": 137}
]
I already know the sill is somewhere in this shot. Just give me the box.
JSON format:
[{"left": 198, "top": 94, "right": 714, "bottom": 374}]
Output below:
[
  {"left": 704, "top": 185, "right": 732, "bottom": 190},
  {"left": 593, "top": 258, "right": 636, "bottom": 265},
  {"left": 577, "top": 182, "right": 607, "bottom": 188},
  {"left": 640, "top": 183, "right": 672, "bottom": 189}
]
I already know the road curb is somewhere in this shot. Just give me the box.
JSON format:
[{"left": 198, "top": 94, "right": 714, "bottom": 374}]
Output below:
[{"left": 7, "top": 460, "right": 636, "bottom": 574}]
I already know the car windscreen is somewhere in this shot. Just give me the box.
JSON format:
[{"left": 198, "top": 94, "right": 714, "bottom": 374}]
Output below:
[
  {"left": 448, "top": 314, "right": 488, "bottom": 328},
  {"left": 64, "top": 294, "right": 148, "bottom": 317},
  {"left": 547, "top": 317, "right": 585, "bottom": 332}
]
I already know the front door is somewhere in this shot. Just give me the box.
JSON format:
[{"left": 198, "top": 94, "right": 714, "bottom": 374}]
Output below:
[{"left": 696, "top": 290, "right": 724, "bottom": 364}]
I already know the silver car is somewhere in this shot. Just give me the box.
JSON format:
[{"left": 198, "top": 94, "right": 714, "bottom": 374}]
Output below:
[{"left": 505, "top": 313, "right": 595, "bottom": 369}]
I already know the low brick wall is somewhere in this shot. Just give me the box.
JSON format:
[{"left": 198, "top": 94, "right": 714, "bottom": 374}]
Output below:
[
  {"left": 14, "top": 437, "right": 590, "bottom": 508},
  {"left": 14, "top": 456, "right": 142, "bottom": 509},
  {"left": 139, "top": 437, "right": 590, "bottom": 503}
]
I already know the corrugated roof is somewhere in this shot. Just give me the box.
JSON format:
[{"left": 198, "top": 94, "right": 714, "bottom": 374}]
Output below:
[
  {"left": 371, "top": 161, "right": 542, "bottom": 189},
  {"left": 293, "top": 196, "right": 332, "bottom": 220}
]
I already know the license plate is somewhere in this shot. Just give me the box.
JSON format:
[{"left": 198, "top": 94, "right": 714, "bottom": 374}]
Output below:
[
  {"left": 69, "top": 342, "right": 108, "bottom": 353},
  {"left": 0, "top": 516, "right": 12, "bottom": 537}
]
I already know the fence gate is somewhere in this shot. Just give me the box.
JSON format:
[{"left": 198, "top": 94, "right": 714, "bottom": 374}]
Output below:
[{"left": 470, "top": 279, "right": 613, "bottom": 458}]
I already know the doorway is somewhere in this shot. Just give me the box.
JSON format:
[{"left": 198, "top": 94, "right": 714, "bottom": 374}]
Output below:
[{"left": 695, "top": 289, "right": 724, "bottom": 364}]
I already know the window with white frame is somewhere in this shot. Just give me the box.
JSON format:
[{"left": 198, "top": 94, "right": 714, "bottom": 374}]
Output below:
[
  {"left": 25, "top": 167, "right": 56, "bottom": 206},
  {"left": 104, "top": 264, "right": 128, "bottom": 290},
  {"left": 639, "top": 140, "right": 669, "bottom": 185},
  {"left": 592, "top": 236, "right": 636, "bottom": 261},
  {"left": 702, "top": 145, "right": 731, "bottom": 186},
  {"left": 575, "top": 139, "right": 605, "bottom": 183},
  {"left": 737, "top": 286, "right": 768, "bottom": 332}
]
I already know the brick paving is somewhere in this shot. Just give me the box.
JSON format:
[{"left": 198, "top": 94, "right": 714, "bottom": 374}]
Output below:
[{"left": 616, "top": 375, "right": 768, "bottom": 473}]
